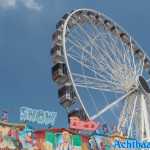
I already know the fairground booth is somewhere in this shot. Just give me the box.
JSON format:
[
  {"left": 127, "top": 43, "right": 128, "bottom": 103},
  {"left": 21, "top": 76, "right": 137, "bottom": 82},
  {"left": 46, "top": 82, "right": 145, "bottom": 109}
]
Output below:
[
  {"left": 0, "top": 117, "right": 127, "bottom": 150},
  {"left": 0, "top": 121, "right": 25, "bottom": 150}
]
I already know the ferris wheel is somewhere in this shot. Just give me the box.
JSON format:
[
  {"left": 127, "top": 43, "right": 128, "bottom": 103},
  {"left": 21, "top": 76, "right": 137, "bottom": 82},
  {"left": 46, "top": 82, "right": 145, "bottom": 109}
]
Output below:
[{"left": 51, "top": 8, "right": 150, "bottom": 140}]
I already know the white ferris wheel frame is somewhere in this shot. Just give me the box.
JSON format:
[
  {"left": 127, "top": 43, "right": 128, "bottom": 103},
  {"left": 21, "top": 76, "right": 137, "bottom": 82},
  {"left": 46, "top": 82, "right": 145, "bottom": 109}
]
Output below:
[{"left": 62, "top": 8, "right": 150, "bottom": 139}]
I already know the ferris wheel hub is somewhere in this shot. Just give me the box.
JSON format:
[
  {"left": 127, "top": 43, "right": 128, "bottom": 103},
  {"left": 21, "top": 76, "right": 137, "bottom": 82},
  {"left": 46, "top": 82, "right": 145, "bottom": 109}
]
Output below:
[{"left": 138, "top": 76, "right": 150, "bottom": 93}]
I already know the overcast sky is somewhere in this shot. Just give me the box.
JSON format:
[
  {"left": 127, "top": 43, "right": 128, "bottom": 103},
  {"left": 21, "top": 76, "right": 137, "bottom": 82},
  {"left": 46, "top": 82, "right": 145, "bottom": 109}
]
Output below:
[{"left": 0, "top": 0, "right": 150, "bottom": 128}]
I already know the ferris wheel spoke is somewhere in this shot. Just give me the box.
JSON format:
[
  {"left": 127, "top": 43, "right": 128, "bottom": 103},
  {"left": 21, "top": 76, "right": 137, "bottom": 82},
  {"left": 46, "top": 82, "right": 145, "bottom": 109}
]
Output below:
[
  {"left": 71, "top": 17, "right": 124, "bottom": 70},
  {"left": 67, "top": 33, "right": 116, "bottom": 74},
  {"left": 124, "top": 47, "right": 135, "bottom": 73},
  {"left": 68, "top": 27, "right": 105, "bottom": 54},
  {"left": 67, "top": 27, "right": 91, "bottom": 49},
  {"left": 82, "top": 19, "right": 124, "bottom": 67},
  {"left": 136, "top": 59, "right": 144, "bottom": 76},
  {"left": 99, "top": 32, "right": 126, "bottom": 65},
  {"left": 141, "top": 94, "right": 150, "bottom": 138},
  {"left": 75, "top": 82, "right": 122, "bottom": 93},
  {"left": 102, "top": 92, "right": 118, "bottom": 120},
  {"left": 68, "top": 26, "right": 130, "bottom": 77},
  {"left": 130, "top": 37, "right": 137, "bottom": 74},
  {"left": 94, "top": 43, "right": 124, "bottom": 73},
  {"left": 68, "top": 47, "right": 137, "bottom": 92},
  {"left": 72, "top": 16, "right": 97, "bottom": 42},
  {"left": 117, "top": 100, "right": 128, "bottom": 132},
  {"left": 82, "top": 14, "right": 100, "bottom": 34},
  {"left": 97, "top": 34, "right": 124, "bottom": 67},
  {"left": 67, "top": 21, "right": 99, "bottom": 49},
  {"left": 121, "top": 40, "right": 133, "bottom": 70},
  {"left": 109, "top": 33, "right": 139, "bottom": 78},
  {"left": 96, "top": 36, "right": 123, "bottom": 69},
  {"left": 90, "top": 89, "right": 135, "bottom": 120},
  {"left": 72, "top": 73, "right": 121, "bottom": 90},
  {"left": 146, "top": 94, "right": 150, "bottom": 129},
  {"left": 95, "top": 32, "right": 135, "bottom": 80},
  {"left": 140, "top": 55, "right": 145, "bottom": 75},
  {"left": 134, "top": 52, "right": 145, "bottom": 76},
  {"left": 73, "top": 72, "right": 119, "bottom": 85},
  {"left": 67, "top": 34, "right": 101, "bottom": 62},
  {"left": 67, "top": 34, "right": 128, "bottom": 83},
  {"left": 67, "top": 53, "right": 124, "bottom": 88},
  {"left": 113, "top": 36, "right": 135, "bottom": 74},
  {"left": 76, "top": 84, "right": 123, "bottom": 93},
  {"left": 67, "top": 53, "right": 108, "bottom": 80},
  {"left": 117, "top": 93, "right": 138, "bottom": 137},
  {"left": 104, "top": 33, "right": 125, "bottom": 64},
  {"left": 127, "top": 94, "right": 138, "bottom": 137},
  {"left": 66, "top": 40, "right": 114, "bottom": 80},
  {"left": 92, "top": 39, "right": 123, "bottom": 71},
  {"left": 73, "top": 72, "right": 121, "bottom": 91}
]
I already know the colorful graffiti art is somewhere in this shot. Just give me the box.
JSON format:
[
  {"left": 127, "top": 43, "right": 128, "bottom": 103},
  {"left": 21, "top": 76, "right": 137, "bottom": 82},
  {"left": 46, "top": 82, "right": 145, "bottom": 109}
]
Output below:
[
  {"left": 0, "top": 121, "right": 25, "bottom": 150},
  {"left": 0, "top": 120, "right": 129, "bottom": 150}
]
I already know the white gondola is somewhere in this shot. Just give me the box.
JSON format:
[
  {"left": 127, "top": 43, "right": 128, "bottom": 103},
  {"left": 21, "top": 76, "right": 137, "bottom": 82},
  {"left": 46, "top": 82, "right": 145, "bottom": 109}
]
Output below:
[
  {"left": 72, "top": 13, "right": 84, "bottom": 25},
  {"left": 67, "top": 17, "right": 76, "bottom": 29},
  {"left": 56, "top": 20, "right": 64, "bottom": 30},
  {"left": 135, "top": 49, "right": 144, "bottom": 59},
  {"left": 104, "top": 19, "right": 114, "bottom": 31},
  {"left": 78, "top": 15, "right": 86, "bottom": 25},
  {"left": 58, "top": 85, "right": 77, "bottom": 108},
  {"left": 94, "top": 15, "right": 105, "bottom": 27},
  {"left": 111, "top": 25, "right": 121, "bottom": 37},
  {"left": 120, "top": 32, "right": 130, "bottom": 45},
  {"left": 68, "top": 108, "right": 88, "bottom": 121},
  {"left": 144, "top": 58, "right": 150, "bottom": 69},
  {"left": 86, "top": 11, "right": 98, "bottom": 25},
  {"left": 52, "top": 30, "right": 62, "bottom": 45},
  {"left": 62, "top": 13, "right": 69, "bottom": 20},
  {"left": 51, "top": 45, "right": 64, "bottom": 64},
  {"left": 86, "top": 11, "right": 95, "bottom": 19},
  {"left": 52, "top": 63, "right": 68, "bottom": 85},
  {"left": 130, "top": 41, "right": 140, "bottom": 53}
]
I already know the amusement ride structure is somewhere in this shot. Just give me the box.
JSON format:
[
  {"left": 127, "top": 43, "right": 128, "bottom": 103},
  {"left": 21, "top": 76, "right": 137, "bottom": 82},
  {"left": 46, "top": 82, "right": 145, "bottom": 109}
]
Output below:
[{"left": 51, "top": 8, "right": 150, "bottom": 141}]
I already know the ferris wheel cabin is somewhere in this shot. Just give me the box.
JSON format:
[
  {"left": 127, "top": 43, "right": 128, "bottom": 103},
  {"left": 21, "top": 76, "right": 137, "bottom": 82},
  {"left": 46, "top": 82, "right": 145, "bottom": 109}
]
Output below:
[{"left": 58, "top": 85, "right": 77, "bottom": 108}]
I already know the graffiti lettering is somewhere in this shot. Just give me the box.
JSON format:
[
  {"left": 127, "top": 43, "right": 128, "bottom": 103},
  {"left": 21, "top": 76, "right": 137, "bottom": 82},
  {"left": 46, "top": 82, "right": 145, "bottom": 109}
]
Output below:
[{"left": 20, "top": 106, "right": 57, "bottom": 126}]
